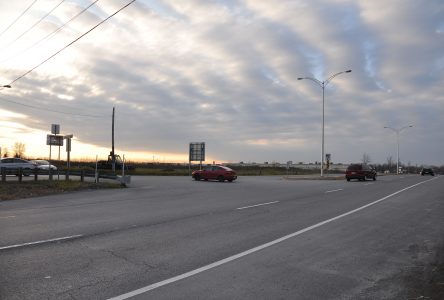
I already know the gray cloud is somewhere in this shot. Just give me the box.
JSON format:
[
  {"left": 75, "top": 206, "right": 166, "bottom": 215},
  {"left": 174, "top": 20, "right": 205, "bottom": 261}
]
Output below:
[{"left": 0, "top": 0, "right": 443, "bottom": 165}]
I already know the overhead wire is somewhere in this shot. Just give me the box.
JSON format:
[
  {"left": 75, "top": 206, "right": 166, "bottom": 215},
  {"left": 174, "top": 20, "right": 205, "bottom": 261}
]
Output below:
[
  {"left": 2, "top": 0, "right": 67, "bottom": 51},
  {"left": 0, "top": 0, "right": 38, "bottom": 39},
  {"left": 7, "top": 0, "right": 136, "bottom": 87},
  {"left": 0, "top": 95, "right": 107, "bottom": 118},
  {"left": 0, "top": 0, "right": 102, "bottom": 65}
]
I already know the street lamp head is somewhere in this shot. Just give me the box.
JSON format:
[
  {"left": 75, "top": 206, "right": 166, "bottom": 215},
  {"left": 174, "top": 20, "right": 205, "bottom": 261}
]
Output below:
[
  {"left": 1, "top": 85, "right": 11, "bottom": 88},
  {"left": 345, "top": 70, "right": 352, "bottom": 73},
  {"left": 297, "top": 78, "right": 303, "bottom": 80}
]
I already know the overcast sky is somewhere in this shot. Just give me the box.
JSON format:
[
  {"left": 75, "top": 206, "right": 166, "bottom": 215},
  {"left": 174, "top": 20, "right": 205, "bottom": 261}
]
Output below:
[{"left": 0, "top": 0, "right": 443, "bottom": 165}]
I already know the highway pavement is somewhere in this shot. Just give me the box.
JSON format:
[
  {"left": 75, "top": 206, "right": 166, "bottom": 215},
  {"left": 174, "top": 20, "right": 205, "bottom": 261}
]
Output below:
[{"left": 1, "top": 175, "right": 443, "bottom": 299}]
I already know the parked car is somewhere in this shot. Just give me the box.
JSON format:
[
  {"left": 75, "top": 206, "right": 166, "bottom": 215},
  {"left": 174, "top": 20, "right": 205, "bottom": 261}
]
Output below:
[
  {"left": 0, "top": 157, "right": 37, "bottom": 175},
  {"left": 31, "top": 160, "right": 57, "bottom": 171},
  {"left": 345, "top": 163, "right": 376, "bottom": 181},
  {"left": 420, "top": 168, "right": 434, "bottom": 176},
  {"left": 192, "top": 165, "right": 237, "bottom": 182}
]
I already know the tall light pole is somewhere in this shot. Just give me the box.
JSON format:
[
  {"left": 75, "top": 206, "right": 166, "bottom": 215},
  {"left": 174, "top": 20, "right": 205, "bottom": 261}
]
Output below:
[
  {"left": 298, "top": 70, "right": 352, "bottom": 177},
  {"left": 384, "top": 125, "right": 413, "bottom": 175}
]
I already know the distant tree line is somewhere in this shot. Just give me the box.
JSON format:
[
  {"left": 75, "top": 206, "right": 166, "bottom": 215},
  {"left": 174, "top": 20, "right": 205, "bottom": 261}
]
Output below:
[{"left": 1, "top": 142, "right": 26, "bottom": 158}]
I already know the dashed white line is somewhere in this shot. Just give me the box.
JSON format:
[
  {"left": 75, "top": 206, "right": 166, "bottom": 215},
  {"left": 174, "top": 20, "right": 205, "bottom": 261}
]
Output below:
[
  {"left": 107, "top": 176, "right": 438, "bottom": 300},
  {"left": 0, "top": 234, "right": 83, "bottom": 251},
  {"left": 0, "top": 215, "right": 16, "bottom": 219},
  {"left": 236, "top": 201, "right": 279, "bottom": 210},
  {"left": 325, "top": 188, "right": 343, "bottom": 193}
]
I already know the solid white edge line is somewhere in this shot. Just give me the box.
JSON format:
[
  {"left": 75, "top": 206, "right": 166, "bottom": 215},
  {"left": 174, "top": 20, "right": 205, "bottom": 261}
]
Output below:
[
  {"left": 0, "top": 234, "right": 83, "bottom": 251},
  {"left": 325, "top": 188, "right": 343, "bottom": 193},
  {"left": 236, "top": 201, "right": 280, "bottom": 210},
  {"left": 108, "top": 176, "right": 439, "bottom": 300},
  {"left": 0, "top": 215, "right": 16, "bottom": 219}
]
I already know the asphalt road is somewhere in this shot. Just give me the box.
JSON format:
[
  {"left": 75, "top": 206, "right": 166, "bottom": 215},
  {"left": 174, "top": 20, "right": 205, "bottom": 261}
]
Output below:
[{"left": 1, "top": 175, "right": 443, "bottom": 299}]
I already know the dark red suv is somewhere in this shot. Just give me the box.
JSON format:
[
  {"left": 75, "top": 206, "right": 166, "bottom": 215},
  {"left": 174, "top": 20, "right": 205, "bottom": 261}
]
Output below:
[
  {"left": 346, "top": 164, "right": 376, "bottom": 181},
  {"left": 192, "top": 165, "right": 237, "bottom": 182}
]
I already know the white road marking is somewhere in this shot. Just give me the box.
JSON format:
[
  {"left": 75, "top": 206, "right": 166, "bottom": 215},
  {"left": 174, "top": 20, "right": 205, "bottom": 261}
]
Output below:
[
  {"left": 0, "top": 215, "right": 16, "bottom": 219},
  {"left": 325, "top": 188, "right": 343, "bottom": 193},
  {"left": 0, "top": 234, "right": 83, "bottom": 251},
  {"left": 236, "top": 201, "right": 280, "bottom": 210},
  {"left": 364, "top": 183, "right": 374, "bottom": 186},
  {"left": 107, "top": 176, "right": 439, "bottom": 300}
]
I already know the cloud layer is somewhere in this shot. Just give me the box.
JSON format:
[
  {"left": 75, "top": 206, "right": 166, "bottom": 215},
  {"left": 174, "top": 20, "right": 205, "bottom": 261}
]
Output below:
[{"left": 0, "top": 0, "right": 443, "bottom": 165}]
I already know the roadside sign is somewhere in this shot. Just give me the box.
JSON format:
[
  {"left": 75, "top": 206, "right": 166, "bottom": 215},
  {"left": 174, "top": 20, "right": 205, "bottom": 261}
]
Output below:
[
  {"left": 46, "top": 134, "right": 63, "bottom": 146},
  {"left": 325, "top": 153, "right": 331, "bottom": 170},
  {"left": 66, "top": 138, "right": 71, "bottom": 152},
  {"left": 286, "top": 161, "right": 292, "bottom": 169},
  {"left": 189, "top": 142, "right": 205, "bottom": 161},
  {"left": 51, "top": 124, "right": 60, "bottom": 135}
]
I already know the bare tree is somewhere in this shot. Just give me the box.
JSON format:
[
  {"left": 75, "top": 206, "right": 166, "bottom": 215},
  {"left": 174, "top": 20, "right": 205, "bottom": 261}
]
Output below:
[
  {"left": 386, "top": 155, "right": 393, "bottom": 172},
  {"left": 13, "top": 142, "right": 26, "bottom": 158},
  {"left": 362, "top": 153, "right": 371, "bottom": 164},
  {"left": 2, "top": 147, "right": 9, "bottom": 158}
]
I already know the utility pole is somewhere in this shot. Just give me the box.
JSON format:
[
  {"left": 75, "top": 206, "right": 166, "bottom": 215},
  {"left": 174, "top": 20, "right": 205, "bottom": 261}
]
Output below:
[{"left": 112, "top": 107, "right": 115, "bottom": 172}]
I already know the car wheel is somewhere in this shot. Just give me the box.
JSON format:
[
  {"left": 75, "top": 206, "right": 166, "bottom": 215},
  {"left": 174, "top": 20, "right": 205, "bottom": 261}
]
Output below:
[
  {"left": 346, "top": 178, "right": 350, "bottom": 182},
  {"left": 217, "top": 175, "right": 225, "bottom": 182},
  {"left": 373, "top": 175, "right": 376, "bottom": 181},
  {"left": 228, "top": 179, "right": 233, "bottom": 182},
  {"left": 194, "top": 174, "right": 200, "bottom": 181}
]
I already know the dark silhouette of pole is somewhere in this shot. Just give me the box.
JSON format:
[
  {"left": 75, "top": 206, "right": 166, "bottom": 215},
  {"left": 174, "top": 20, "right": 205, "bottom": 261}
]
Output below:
[{"left": 112, "top": 107, "right": 115, "bottom": 172}]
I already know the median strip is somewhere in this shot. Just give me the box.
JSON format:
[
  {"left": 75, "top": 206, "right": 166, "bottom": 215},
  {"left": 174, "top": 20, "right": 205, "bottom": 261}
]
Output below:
[
  {"left": 236, "top": 201, "right": 280, "bottom": 210},
  {"left": 0, "top": 234, "right": 83, "bottom": 251}
]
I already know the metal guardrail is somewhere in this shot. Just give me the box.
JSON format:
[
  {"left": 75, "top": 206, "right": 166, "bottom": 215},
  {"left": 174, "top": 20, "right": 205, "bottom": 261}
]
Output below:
[{"left": 0, "top": 167, "right": 123, "bottom": 183}]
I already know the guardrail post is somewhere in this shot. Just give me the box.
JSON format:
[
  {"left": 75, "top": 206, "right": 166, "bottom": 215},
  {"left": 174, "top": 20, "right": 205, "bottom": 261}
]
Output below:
[
  {"left": 65, "top": 169, "right": 69, "bottom": 181},
  {"left": 1, "top": 167, "right": 5, "bottom": 182},
  {"left": 18, "top": 168, "right": 23, "bottom": 182},
  {"left": 80, "top": 170, "right": 84, "bottom": 182},
  {"left": 34, "top": 168, "right": 38, "bottom": 181}
]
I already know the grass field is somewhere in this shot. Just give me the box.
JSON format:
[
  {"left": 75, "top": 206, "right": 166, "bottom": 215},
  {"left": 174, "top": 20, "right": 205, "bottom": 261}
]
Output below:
[{"left": 0, "top": 180, "right": 122, "bottom": 201}]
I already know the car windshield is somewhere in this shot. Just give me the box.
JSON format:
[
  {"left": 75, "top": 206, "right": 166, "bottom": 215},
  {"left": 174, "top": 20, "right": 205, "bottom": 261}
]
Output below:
[
  {"left": 347, "top": 164, "right": 362, "bottom": 171},
  {"left": 34, "top": 160, "right": 49, "bottom": 165}
]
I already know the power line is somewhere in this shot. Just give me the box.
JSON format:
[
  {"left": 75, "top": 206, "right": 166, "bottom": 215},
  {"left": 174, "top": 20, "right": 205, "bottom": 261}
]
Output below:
[
  {"left": 1, "top": 0, "right": 101, "bottom": 65},
  {"left": 7, "top": 0, "right": 136, "bottom": 86},
  {"left": 0, "top": 0, "right": 38, "bottom": 39},
  {"left": 0, "top": 95, "right": 107, "bottom": 118},
  {"left": 2, "top": 0, "right": 67, "bottom": 51}
]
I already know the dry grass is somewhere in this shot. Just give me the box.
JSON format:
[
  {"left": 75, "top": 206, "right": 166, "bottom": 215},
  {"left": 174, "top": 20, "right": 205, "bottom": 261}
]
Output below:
[{"left": 0, "top": 180, "right": 122, "bottom": 201}]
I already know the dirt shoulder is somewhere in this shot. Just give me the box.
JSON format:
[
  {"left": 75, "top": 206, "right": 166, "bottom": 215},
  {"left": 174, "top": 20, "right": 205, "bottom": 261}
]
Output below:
[{"left": 0, "top": 180, "right": 123, "bottom": 201}]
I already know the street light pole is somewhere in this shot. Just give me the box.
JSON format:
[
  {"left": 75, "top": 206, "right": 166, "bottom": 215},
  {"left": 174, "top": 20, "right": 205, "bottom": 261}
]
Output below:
[
  {"left": 384, "top": 125, "right": 413, "bottom": 175},
  {"left": 298, "top": 70, "right": 351, "bottom": 177}
]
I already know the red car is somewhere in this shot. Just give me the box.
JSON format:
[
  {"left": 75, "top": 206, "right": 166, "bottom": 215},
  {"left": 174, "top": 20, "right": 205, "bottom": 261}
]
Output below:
[
  {"left": 345, "top": 163, "right": 376, "bottom": 181},
  {"left": 192, "top": 165, "right": 237, "bottom": 182}
]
